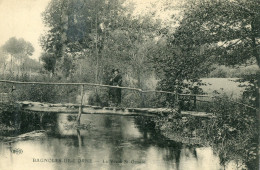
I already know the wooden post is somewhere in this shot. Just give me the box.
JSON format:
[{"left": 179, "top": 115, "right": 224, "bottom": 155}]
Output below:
[
  {"left": 77, "top": 85, "right": 84, "bottom": 123},
  {"left": 175, "top": 91, "right": 181, "bottom": 115},
  {"left": 40, "top": 113, "right": 44, "bottom": 124},
  {"left": 140, "top": 91, "right": 145, "bottom": 108},
  {"left": 175, "top": 91, "right": 178, "bottom": 107},
  {"left": 29, "top": 68, "right": 32, "bottom": 79},
  {"left": 194, "top": 96, "right": 197, "bottom": 110},
  {"left": 10, "top": 84, "right": 16, "bottom": 104},
  {"left": 77, "top": 129, "right": 82, "bottom": 148}
]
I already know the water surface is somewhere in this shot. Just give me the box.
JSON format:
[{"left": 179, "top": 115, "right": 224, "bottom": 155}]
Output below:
[{"left": 0, "top": 114, "right": 241, "bottom": 170}]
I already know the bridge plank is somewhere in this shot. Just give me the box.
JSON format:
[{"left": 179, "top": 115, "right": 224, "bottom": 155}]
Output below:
[{"left": 16, "top": 101, "right": 213, "bottom": 118}]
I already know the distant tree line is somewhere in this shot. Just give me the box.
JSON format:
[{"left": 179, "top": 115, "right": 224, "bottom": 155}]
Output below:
[{"left": 0, "top": 37, "right": 41, "bottom": 77}]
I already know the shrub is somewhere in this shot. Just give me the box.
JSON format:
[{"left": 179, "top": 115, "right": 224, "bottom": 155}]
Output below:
[
  {"left": 154, "top": 94, "right": 259, "bottom": 169},
  {"left": 88, "top": 89, "right": 109, "bottom": 107}
]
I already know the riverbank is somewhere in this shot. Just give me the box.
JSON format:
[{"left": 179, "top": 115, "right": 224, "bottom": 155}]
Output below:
[
  {"left": 0, "top": 103, "right": 57, "bottom": 137},
  {"left": 0, "top": 130, "right": 46, "bottom": 143},
  {"left": 152, "top": 95, "right": 259, "bottom": 170}
]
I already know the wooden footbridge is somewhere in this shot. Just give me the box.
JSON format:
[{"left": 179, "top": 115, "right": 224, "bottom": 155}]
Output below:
[
  {"left": 15, "top": 101, "right": 213, "bottom": 118},
  {"left": 1, "top": 79, "right": 257, "bottom": 122},
  {"left": 0, "top": 80, "right": 216, "bottom": 121}
]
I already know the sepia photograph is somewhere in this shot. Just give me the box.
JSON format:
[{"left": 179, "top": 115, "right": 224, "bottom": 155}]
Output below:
[{"left": 0, "top": 0, "right": 259, "bottom": 169}]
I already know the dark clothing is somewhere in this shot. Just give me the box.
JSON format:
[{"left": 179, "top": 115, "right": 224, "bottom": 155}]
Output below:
[
  {"left": 111, "top": 74, "right": 122, "bottom": 86},
  {"left": 109, "top": 74, "right": 122, "bottom": 106}
]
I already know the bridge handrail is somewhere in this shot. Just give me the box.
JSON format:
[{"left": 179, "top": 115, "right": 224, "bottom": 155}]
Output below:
[
  {"left": 0, "top": 80, "right": 141, "bottom": 91},
  {"left": 0, "top": 79, "right": 258, "bottom": 111},
  {"left": 0, "top": 80, "right": 209, "bottom": 96}
]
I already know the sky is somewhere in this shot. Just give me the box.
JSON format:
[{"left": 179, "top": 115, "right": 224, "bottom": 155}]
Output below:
[
  {"left": 0, "top": 0, "right": 182, "bottom": 60},
  {"left": 0, "top": 0, "right": 51, "bottom": 60}
]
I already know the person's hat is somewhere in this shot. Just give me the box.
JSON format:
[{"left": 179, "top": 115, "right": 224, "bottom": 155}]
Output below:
[{"left": 114, "top": 69, "right": 119, "bottom": 73}]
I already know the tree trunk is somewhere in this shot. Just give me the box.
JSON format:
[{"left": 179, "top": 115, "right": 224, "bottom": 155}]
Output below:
[
  {"left": 94, "top": 5, "right": 99, "bottom": 95},
  {"left": 95, "top": 16, "right": 99, "bottom": 84},
  {"left": 3, "top": 63, "right": 6, "bottom": 79},
  {"left": 59, "top": 0, "right": 68, "bottom": 77},
  {"left": 10, "top": 55, "right": 13, "bottom": 74},
  {"left": 251, "top": 16, "right": 260, "bottom": 133}
]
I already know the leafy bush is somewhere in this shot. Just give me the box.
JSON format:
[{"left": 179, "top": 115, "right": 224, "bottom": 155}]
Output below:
[
  {"left": 88, "top": 89, "right": 109, "bottom": 107},
  {"left": 0, "top": 104, "right": 20, "bottom": 128},
  {"left": 121, "top": 91, "right": 142, "bottom": 108},
  {"left": 0, "top": 73, "right": 79, "bottom": 103},
  {"left": 154, "top": 94, "right": 259, "bottom": 169}
]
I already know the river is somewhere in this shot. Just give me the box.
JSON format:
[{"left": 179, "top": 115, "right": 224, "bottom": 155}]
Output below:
[{"left": 0, "top": 114, "right": 243, "bottom": 170}]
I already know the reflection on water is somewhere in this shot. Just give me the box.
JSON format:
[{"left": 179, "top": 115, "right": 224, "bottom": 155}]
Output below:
[{"left": 0, "top": 114, "right": 240, "bottom": 170}]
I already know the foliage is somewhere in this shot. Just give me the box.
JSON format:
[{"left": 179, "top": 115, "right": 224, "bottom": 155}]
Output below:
[
  {"left": 0, "top": 104, "right": 20, "bottom": 128},
  {"left": 2, "top": 37, "right": 34, "bottom": 61},
  {"left": 206, "top": 95, "right": 258, "bottom": 169},
  {"left": 0, "top": 74, "right": 79, "bottom": 104},
  {"left": 40, "top": 0, "right": 162, "bottom": 98},
  {"left": 151, "top": 20, "right": 212, "bottom": 107},
  {"left": 40, "top": 0, "right": 125, "bottom": 77},
  {"left": 0, "top": 104, "right": 57, "bottom": 136},
  {"left": 22, "top": 57, "right": 42, "bottom": 72},
  {"left": 154, "top": 94, "right": 259, "bottom": 169},
  {"left": 236, "top": 70, "right": 260, "bottom": 109},
  {"left": 88, "top": 89, "right": 109, "bottom": 107},
  {"left": 1, "top": 37, "right": 36, "bottom": 76},
  {"left": 173, "top": 0, "right": 260, "bottom": 67},
  {"left": 40, "top": 52, "right": 56, "bottom": 73},
  {"left": 173, "top": 0, "right": 260, "bottom": 108},
  {"left": 152, "top": 0, "right": 260, "bottom": 107},
  {"left": 0, "top": 48, "right": 8, "bottom": 70},
  {"left": 2, "top": 37, "right": 34, "bottom": 57}
]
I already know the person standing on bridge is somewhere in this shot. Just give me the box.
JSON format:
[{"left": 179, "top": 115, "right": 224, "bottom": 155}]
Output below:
[{"left": 109, "top": 69, "right": 122, "bottom": 106}]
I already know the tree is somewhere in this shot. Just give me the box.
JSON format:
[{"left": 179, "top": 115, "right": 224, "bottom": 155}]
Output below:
[
  {"left": 181, "top": 0, "right": 259, "bottom": 107},
  {"left": 0, "top": 48, "right": 8, "bottom": 78},
  {"left": 99, "top": 16, "right": 161, "bottom": 88},
  {"left": 2, "top": 37, "right": 34, "bottom": 74},
  {"left": 40, "top": 0, "right": 125, "bottom": 79},
  {"left": 173, "top": 0, "right": 260, "bottom": 67},
  {"left": 22, "top": 57, "right": 41, "bottom": 73},
  {"left": 40, "top": 52, "right": 56, "bottom": 74},
  {"left": 153, "top": 0, "right": 259, "bottom": 107}
]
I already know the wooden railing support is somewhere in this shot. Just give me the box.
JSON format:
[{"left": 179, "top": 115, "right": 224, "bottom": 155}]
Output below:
[
  {"left": 77, "top": 85, "right": 84, "bottom": 123},
  {"left": 194, "top": 96, "right": 197, "bottom": 110},
  {"left": 140, "top": 91, "right": 145, "bottom": 108},
  {"left": 174, "top": 91, "right": 181, "bottom": 114}
]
